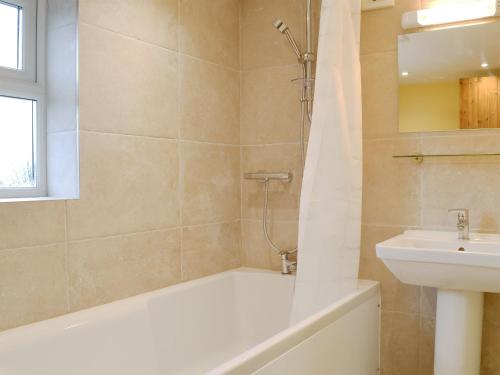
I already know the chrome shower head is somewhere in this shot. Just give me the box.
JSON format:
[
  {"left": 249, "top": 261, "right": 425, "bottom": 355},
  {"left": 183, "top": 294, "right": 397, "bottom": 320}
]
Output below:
[
  {"left": 272, "top": 18, "right": 303, "bottom": 60},
  {"left": 272, "top": 19, "right": 288, "bottom": 33}
]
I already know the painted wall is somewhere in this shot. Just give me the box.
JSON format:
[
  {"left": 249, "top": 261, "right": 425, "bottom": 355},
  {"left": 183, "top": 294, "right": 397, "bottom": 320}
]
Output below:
[
  {"left": 360, "top": 0, "right": 500, "bottom": 374},
  {"left": 0, "top": 0, "right": 241, "bottom": 331},
  {"left": 399, "top": 81, "right": 460, "bottom": 132}
]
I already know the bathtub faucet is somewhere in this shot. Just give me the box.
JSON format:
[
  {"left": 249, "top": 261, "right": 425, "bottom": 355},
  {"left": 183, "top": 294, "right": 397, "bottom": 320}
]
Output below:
[{"left": 281, "top": 252, "right": 297, "bottom": 275}]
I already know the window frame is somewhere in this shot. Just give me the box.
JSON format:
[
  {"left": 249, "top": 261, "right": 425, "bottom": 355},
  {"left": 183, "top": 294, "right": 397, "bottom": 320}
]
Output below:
[
  {"left": 0, "top": 0, "right": 37, "bottom": 82},
  {"left": 0, "top": 0, "right": 47, "bottom": 199}
]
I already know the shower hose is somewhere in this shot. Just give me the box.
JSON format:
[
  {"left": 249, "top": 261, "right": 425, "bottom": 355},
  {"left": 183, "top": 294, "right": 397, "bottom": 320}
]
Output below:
[
  {"left": 262, "top": 179, "right": 297, "bottom": 255},
  {"left": 261, "top": 66, "right": 312, "bottom": 256}
]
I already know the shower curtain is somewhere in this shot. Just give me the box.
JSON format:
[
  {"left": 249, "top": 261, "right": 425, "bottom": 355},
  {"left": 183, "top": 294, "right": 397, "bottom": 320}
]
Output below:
[{"left": 291, "top": 0, "right": 362, "bottom": 323}]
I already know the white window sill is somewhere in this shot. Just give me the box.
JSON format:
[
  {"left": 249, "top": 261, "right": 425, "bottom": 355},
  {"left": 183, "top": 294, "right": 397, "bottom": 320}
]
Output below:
[{"left": 0, "top": 195, "right": 79, "bottom": 203}]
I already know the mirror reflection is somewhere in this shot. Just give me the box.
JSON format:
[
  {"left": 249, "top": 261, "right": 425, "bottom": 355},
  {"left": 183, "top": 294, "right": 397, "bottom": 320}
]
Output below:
[{"left": 398, "top": 21, "right": 500, "bottom": 132}]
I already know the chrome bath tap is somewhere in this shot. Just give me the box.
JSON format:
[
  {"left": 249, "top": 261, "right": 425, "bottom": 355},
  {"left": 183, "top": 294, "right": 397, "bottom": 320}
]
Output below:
[
  {"left": 281, "top": 252, "right": 297, "bottom": 275},
  {"left": 449, "top": 208, "right": 470, "bottom": 240}
]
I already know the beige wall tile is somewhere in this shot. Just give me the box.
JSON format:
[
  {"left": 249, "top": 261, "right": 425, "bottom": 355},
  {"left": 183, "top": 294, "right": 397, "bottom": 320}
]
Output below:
[
  {"left": 241, "top": 144, "right": 302, "bottom": 220},
  {"left": 180, "top": 56, "right": 239, "bottom": 144},
  {"left": 359, "top": 225, "right": 420, "bottom": 314},
  {"left": 421, "top": 160, "right": 500, "bottom": 231},
  {"left": 360, "top": 224, "right": 404, "bottom": 259},
  {"left": 68, "top": 229, "right": 181, "bottom": 311},
  {"left": 481, "top": 293, "right": 500, "bottom": 375},
  {"left": 181, "top": 143, "right": 240, "bottom": 226},
  {"left": 0, "top": 201, "right": 66, "bottom": 251},
  {"left": 419, "top": 317, "right": 435, "bottom": 375},
  {"left": 361, "top": 52, "right": 400, "bottom": 140},
  {"left": 68, "top": 132, "right": 179, "bottom": 240},
  {"left": 381, "top": 311, "right": 420, "bottom": 375},
  {"left": 241, "top": 219, "right": 298, "bottom": 270},
  {"left": 182, "top": 221, "right": 241, "bottom": 281},
  {"left": 241, "top": 0, "right": 304, "bottom": 70},
  {"left": 79, "top": 0, "right": 178, "bottom": 50},
  {"left": 241, "top": 65, "right": 302, "bottom": 145},
  {"left": 180, "top": 0, "right": 239, "bottom": 69},
  {"left": 363, "top": 139, "right": 421, "bottom": 226},
  {"left": 360, "top": 0, "right": 420, "bottom": 55},
  {"left": 0, "top": 245, "right": 68, "bottom": 331},
  {"left": 360, "top": 255, "right": 420, "bottom": 314},
  {"left": 420, "top": 287, "right": 437, "bottom": 319},
  {"left": 79, "top": 24, "right": 178, "bottom": 138}
]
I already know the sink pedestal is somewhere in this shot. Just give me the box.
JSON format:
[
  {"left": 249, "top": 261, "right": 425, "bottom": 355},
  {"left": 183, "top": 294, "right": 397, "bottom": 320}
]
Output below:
[{"left": 434, "top": 289, "right": 484, "bottom": 375}]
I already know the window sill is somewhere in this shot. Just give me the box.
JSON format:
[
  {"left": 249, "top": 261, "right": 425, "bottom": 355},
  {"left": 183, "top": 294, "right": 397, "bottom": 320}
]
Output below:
[{"left": 0, "top": 195, "right": 79, "bottom": 203}]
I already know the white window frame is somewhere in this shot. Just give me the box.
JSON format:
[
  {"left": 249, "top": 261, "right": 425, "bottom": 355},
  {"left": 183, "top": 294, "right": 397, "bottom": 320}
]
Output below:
[
  {"left": 0, "top": 0, "right": 37, "bottom": 81},
  {"left": 0, "top": 0, "right": 47, "bottom": 199}
]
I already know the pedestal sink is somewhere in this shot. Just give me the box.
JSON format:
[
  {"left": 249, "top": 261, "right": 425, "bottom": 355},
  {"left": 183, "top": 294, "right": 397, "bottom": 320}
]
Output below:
[{"left": 376, "top": 230, "right": 500, "bottom": 375}]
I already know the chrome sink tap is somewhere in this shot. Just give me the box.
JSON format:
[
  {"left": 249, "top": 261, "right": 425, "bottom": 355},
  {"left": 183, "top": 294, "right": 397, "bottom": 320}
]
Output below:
[{"left": 448, "top": 209, "right": 470, "bottom": 240}]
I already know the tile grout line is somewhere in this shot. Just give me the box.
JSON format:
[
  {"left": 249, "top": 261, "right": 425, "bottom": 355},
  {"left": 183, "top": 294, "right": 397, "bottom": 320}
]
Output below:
[
  {"left": 79, "top": 21, "right": 240, "bottom": 73},
  {"left": 177, "top": 0, "right": 185, "bottom": 282},
  {"left": 80, "top": 129, "right": 241, "bottom": 147},
  {"left": 238, "top": 0, "right": 245, "bottom": 268},
  {"left": 63, "top": 200, "right": 71, "bottom": 313}
]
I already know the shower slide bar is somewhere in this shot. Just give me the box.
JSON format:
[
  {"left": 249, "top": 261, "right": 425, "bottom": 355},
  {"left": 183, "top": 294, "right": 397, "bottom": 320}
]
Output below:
[{"left": 244, "top": 172, "right": 292, "bottom": 182}]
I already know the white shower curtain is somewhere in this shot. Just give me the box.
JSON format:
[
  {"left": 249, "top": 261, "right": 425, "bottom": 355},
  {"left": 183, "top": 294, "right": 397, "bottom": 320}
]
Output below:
[{"left": 291, "top": 0, "right": 362, "bottom": 323}]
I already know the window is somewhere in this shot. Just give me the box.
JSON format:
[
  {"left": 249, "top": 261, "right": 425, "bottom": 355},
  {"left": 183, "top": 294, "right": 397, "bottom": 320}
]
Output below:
[
  {"left": 0, "top": 0, "right": 37, "bottom": 80},
  {"left": 0, "top": 1, "right": 23, "bottom": 70},
  {"left": 0, "top": 0, "right": 45, "bottom": 199}
]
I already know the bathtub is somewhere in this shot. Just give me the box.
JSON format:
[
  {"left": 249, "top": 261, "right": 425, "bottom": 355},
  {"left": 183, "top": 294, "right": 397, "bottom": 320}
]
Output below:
[{"left": 0, "top": 268, "right": 380, "bottom": 375}]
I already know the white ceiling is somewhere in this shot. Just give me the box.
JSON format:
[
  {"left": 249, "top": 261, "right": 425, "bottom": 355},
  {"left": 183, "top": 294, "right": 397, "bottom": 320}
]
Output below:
[{"left": 398, "top": 21, "right": 500, "bottom": 84}]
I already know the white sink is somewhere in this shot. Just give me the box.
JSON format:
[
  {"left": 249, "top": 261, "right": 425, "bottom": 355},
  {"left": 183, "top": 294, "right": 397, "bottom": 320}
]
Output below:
[
  {"left": 376, "top": 230, "right": 500, "bottom": 375},
  {"left": 376, "top": 230, "right": 500, "bottom": 293}
]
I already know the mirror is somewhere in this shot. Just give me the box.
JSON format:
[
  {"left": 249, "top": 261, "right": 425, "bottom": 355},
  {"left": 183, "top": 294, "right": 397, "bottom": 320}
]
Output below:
[{"left": 398, "top": 21, "right": 500, "bottom": 132}]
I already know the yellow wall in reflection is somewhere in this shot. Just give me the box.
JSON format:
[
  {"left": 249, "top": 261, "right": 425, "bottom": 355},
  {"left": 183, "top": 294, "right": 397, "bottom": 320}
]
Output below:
[{"left": 399, "top": 81, "right": 460, "bottom": 132}]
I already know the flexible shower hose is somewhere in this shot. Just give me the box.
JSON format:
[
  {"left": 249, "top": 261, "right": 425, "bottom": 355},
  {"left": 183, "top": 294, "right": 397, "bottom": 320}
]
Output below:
[
  {"left": 262, "top": 179, "right": 297, "bottom": 255},
  {"left": 261, "top": 62, "right": 312, "bottom": 255}
]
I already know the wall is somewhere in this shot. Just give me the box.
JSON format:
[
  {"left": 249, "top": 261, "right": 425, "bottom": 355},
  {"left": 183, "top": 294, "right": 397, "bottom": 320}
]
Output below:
[
  {"left": 0, "top": 0, "right": 241, "bottom": 331},
  {"left": 399, "top": 81, "right": 460, "bottom": 132},
  {"left": 239, "top": 0, "right": 319, "bottom": 270},
  {"left": 360, "top": 1, "right": 500, "bottom": 374}
]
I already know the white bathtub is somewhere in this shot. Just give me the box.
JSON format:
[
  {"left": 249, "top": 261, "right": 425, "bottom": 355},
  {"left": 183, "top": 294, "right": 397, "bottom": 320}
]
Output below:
[{"left": 0, "top": 268, "right": 380, "bottom": 375}]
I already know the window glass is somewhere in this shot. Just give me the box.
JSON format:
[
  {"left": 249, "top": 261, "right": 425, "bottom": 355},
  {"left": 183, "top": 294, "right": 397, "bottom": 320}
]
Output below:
[
  {"left": 0, "top": 1, "right": 23, "bottom": 70},
  {"left": 0, "top": 95, "right": 36, "bottom": 188}
]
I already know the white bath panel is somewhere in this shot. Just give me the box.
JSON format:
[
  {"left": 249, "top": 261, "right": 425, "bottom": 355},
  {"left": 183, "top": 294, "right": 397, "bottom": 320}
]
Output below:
[{"left": 361, "top": 0, "right": 395, "bottom": 11}]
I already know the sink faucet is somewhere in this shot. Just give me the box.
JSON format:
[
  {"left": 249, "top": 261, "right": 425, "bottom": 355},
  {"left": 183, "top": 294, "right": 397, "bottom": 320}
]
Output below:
[
  {"left": 281, "top": 252, "right": 297, "bottom": 275},
  {"left": 448, "top": 209, "right": 470, "bottom": 240}
]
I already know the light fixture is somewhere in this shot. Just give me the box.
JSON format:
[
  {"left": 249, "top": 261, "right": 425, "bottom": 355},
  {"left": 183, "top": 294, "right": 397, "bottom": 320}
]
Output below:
[
  {"left": 481, "top": 62, "right": 489, "bottom": 68},
  {"left": 401, "top": 71, "right": 409, "bottom": 76},
  {"left": 402, "top": 0, "right": 499, "bottom": 29}
]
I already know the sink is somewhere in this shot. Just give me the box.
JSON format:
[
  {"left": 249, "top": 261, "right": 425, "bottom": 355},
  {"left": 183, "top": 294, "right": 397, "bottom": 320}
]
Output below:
[
  {"left": 376, "top": 230, "right": 500, "bottom": 292},
  {"left": 376, "top": 230, "right": 500, "bottom": 375}
]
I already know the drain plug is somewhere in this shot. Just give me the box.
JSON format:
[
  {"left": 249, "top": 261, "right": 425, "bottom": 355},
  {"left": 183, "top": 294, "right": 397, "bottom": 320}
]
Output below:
[{"left": 458, "top": 247, "right": 465, "bottom": 252}]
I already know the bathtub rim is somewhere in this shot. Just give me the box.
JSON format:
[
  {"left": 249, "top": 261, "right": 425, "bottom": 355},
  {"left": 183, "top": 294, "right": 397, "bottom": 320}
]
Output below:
[
  {"left": 0, "top": 267, "right": 380, "bottom": 375},
  {"left": 0, "top": 267, "right": 283, "bottom": 340},
  {"left": 208, "top": 278, "right": 380, "bottom": 375}
]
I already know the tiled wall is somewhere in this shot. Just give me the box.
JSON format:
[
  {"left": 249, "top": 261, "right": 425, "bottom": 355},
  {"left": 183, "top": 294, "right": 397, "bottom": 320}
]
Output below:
[
  {"left": 0, "top": 0, "right": 241, "bottom": 331},
  {"left": 360, "top": 1, "right": 500, "bottom": 374},
  {"left": 240, "top": 0, "right": 319, "bottom": 270}
]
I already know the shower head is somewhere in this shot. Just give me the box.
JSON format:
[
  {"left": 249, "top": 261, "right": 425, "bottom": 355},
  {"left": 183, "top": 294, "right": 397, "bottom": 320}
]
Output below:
[
  {"left": 272, "top": 19, "right": 288, "bottom": 33},
  {"left": 272, "top": 18, "right": 303, "bottom": 61}
]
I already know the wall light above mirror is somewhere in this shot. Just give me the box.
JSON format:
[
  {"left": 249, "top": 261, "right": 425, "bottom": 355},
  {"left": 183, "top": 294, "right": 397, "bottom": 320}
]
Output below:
[{"left": 398, "top": 21, "right": 500, "bottom": 132}]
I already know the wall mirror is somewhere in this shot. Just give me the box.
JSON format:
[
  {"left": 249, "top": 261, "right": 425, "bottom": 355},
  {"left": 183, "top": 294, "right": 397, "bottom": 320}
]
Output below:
[
  {"left": 0, "top": 0, "right": 79, "bottom": 201},
  {"left": 398, "top": 21, "right": 500, "bottom": 133}
]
